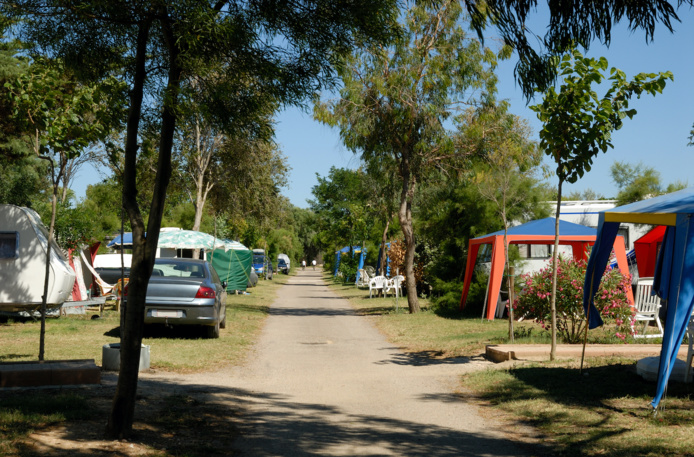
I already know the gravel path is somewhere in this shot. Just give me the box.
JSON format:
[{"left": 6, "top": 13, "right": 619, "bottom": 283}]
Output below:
[{"left": 133, "top": 269, "right": 534, "bottom": 456}]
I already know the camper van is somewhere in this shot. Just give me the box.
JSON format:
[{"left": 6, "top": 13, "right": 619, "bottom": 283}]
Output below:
[
  {"left": 557, "top": 200, "right": 650, "bottom": 251},
  {"left": 0, "top": 205, "right": 75, "bottom": 312}
]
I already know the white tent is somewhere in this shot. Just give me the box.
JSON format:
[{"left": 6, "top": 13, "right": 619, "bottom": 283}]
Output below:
[{"left": 0, "top": 205, "right": 75, "bottom": 312}]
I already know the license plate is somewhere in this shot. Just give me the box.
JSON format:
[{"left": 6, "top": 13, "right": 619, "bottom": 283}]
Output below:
[{"left": 153, "top": 310, "right": 182, "bottom": 318}]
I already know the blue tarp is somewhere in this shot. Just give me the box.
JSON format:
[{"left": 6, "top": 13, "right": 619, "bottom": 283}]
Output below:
[
  {"left": 107, "top": 232, "right": 135, "bottom": 248},
  {"left": 582, "top": 188, "right": 694, "bottom": 410}
]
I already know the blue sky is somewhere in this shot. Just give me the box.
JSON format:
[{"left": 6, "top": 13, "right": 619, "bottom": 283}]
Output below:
[
  {"left": 275, "top": 8, "right": 694, "bottom": 208},
  {"left": 74, "top": 6, "right": 694, "bottom": 209}
]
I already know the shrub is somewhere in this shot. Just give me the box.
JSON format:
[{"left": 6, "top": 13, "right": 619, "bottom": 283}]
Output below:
[
  {"left": 513, "top": 256, "right": 634, "bottom": 343},
  {"left": 430, "top": 278, "right": 465, "bottom": 317},
  {"left": 337, "top": 253, "right": 358, "bottom": 283}
]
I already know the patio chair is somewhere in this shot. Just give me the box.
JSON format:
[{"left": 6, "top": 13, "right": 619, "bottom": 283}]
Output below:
[
  {"left": 356, "top": 269, "right": 370, "bottom": 289},
  {"left": 369, "top": 275, "right": 387, "bottom": 298},
  {"left": 687, "top": 317, "right": 694, "bottom": 383},
  {"left": 633, "top": 277, "right": 664, "bottom": 338},
  {"left": 385, "top": 275, "right": 405, "bottom": 298}
]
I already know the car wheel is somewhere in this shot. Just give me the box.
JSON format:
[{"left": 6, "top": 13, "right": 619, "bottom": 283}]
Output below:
[{"left": 206, "top": 321, "right": 220, "bottom": 339}]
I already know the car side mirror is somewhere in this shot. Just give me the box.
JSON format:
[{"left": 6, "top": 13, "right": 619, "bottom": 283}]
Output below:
[{"left": 221, "top": 281, "right": 227, "bottom": 289}]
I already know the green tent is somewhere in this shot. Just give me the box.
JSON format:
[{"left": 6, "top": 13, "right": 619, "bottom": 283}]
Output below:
[{"left": 207, "top": 241, "right": 253, "bottom": 292}]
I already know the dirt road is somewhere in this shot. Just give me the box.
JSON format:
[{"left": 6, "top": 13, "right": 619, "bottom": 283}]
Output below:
[{"left": 134, "top": 269, "right": 534, "bottom": 456}]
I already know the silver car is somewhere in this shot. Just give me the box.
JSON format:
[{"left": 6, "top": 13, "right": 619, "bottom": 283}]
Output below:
[{"left": 142, "top": 258, "right": 227, "bottom": 338}]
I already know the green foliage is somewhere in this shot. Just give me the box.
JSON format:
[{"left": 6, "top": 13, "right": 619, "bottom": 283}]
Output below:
[
  {"left": 315, "top": 1, "right": 502, "bottom": 312},
  {"left": 610, "top": 160, "right": 686, "bottom": 206},
  {"left": 430, "top": 278, "right": 465, "bottom": 317},
  {"left": 0, "top": 155, "right": 46, "bottom": 206},
  {"left": 337, "top": 251, "right": 359, "bottom": 283},
  {"left": 530, "top": 48, "right": 672, "bottom": 186},
  {"left": 471, "top": 2, "right": 681, "bottom": 99},
  {"left": 514, "top": 256, "right": 634, "bottom": 343}
]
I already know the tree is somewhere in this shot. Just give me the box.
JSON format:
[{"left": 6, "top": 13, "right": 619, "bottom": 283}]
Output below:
[
  {"left": 5, "top": 58, "right": 124, "bottom": 361},
  {"left": 470, "top": 108, "right": 544, "bottom": 334},
  {"left": 5, "top": 0, "right": 398, "bottom": 438},
  {"left": 310, "top": 167, "right": 371, "bottom": 252},
  {"left": 468, "top": 0, "right": 689, "bottom": 98},
  {"left": 610, "top": 160, "right": 687, "bottom": 206},
  {"left": 315, "top": 0, "right": 499, "bottom": 313},
  {"left": 530, "top": 47, "right": 671, "bottom": 360}
]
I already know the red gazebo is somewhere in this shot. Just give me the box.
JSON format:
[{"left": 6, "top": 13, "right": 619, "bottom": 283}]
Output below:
[{"left": 460, "top": 217, "right": 632, "bottom": 320}]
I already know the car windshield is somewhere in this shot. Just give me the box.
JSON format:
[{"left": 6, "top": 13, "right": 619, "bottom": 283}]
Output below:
[{"left": 152, "top": 261, "right": 206, "bottom": 278}]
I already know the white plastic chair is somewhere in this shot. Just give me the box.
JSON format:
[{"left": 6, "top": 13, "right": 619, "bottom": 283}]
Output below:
[
  {"left": 356, "top": 269, "right": 370, "bottom": 289},
  {"left": 369, "top": 276, "right": 387, "bottom": 298},
  {"left": 633, "top": 277, "right": 664, "bottom": 338},
  {"left": 386, "top": 275, "right": 405, "bottom": 298}
]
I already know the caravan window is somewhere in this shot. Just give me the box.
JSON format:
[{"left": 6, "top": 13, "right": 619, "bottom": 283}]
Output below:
[
  {"left": 0, "top": 232, "right": 18, "bottom": 259},
  {"left": 518, "top": 244, "right": 552, "bottom": 259}
]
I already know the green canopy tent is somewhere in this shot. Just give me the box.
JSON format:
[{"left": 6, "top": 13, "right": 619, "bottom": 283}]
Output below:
[{"left": 207, "top": 240, "right": 253, "bottom": 292}]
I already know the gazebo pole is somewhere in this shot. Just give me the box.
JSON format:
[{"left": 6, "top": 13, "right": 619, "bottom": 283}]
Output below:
[
  {"left": 580, "top": 273, "right": 596, "bottom": 374},
  {"left": 481, "top": 272, "right": 491, "bottom": 321}
]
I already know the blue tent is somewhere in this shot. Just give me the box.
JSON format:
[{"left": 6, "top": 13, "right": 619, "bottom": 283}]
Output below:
[
  {"left": 583, "top": 188, "right": 694, "bottom": 409},
  {"left": 334, "top": 246, "right": 366, "bottom": 282},
  {"left": 377, "top": 242, "right": 391, "bottom": 276}
]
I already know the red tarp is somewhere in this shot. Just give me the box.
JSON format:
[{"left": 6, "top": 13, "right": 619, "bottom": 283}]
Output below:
[{"left": 633, "top": 225, "right": 666, "bottom": 278}]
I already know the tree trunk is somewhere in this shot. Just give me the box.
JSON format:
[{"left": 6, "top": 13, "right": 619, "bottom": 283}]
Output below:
[
  {"left": 550, "top": 179, "right": 563, "bottom": 361},
  {"left": 106, "top": 19, "right": 154, "bottom": 440},
  {"left": 503, "top": 219, "right": 513, "bottom": 342},
  {"left": 398, "top": 160, "right": 419, "bottom": 313},
  {"left": 39, "top": 184, "right": 58, "bottom": 361},
  {"left": 379, "top": 217, "right": 390, "bottom": 276},
  {"left": 192, "top": 118, "right": 205, "bottom": 232}
]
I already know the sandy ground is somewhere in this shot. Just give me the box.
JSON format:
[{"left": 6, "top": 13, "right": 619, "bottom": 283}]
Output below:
[{"left": 23, "top": 269, "right": 539, "bottom": 456}]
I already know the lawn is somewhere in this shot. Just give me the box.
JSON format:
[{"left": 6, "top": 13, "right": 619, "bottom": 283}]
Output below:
[{"left": 326, "top": 272, "right": 694, "bottom": 457}]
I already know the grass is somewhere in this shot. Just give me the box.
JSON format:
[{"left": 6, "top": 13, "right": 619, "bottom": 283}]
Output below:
[
  {"left": 463, "top": 358, "right": 694, "bottom": 456},
  {"left": 0, "top": 273, "right": 286, "bottom": 372},
  {"left": 326, "top": 272, "right": 694, "bottom": 456},
  {"left": 0, "top": 392, "right": 97, "bottom": 455}
]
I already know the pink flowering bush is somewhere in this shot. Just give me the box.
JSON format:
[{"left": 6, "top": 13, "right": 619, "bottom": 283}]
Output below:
[{"left": 513, "top": 256, "right": 634, "bottom": 343}]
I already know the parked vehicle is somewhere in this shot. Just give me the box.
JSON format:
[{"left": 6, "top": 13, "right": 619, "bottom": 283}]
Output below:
[
  {"left": 93, "top": 253, "right": 131, "bottom": 288},
  {"left": 252, "top": 248, "right": 265, "bottom": 275},
  {"left": 277, "top": 253, "right": 290, "bottom": 273},
  {"left": 132, "top": 258, "right": 227, "bottom": 338},
  {"left": 0, "top": 205, "right": 75, "bottom": 312}
]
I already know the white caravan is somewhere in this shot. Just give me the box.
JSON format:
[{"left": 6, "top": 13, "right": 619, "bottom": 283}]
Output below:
[{"left": 0, "top": 205, "right": 75, "bottom": 312}]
